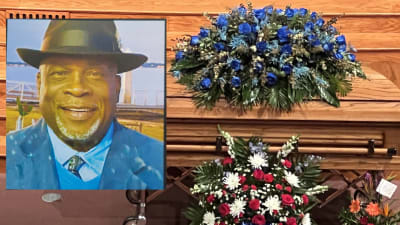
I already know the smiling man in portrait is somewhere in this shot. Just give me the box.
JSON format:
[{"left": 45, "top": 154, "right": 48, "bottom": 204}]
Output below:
[{"left": 6, "top": 20, "right": 164, "bottom": 190}]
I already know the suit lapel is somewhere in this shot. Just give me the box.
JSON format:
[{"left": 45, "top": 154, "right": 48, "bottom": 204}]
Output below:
[
  {"left": 20, "top": 119, "right": 60, "bottom": 189},
  {"left": 99, "top": 121, "right": 147, "bottom": 189}
]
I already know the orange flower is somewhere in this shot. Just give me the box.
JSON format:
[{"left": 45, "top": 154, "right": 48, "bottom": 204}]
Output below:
[
  {"left": 382, "top": 203, "right": 390, "bottom": 217},
  {"left": 366, "top": 202, "right": 381, "bottom": 216},
  {"left": 349, "top": 200, "right": 361, "bottom": 213}
]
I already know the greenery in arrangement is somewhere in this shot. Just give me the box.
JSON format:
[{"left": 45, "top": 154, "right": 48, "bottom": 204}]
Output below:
[
  {"left": 184, "top": 127, "right": 328, "bottom": 225},
  {"left": 339, "top": 172, "right": 400, "bottom": 225},
  {"left": 171, "top": 3, "right": 366, "bottom": 111}
]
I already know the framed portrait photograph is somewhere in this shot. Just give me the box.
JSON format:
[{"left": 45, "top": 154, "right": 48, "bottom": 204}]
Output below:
[{"left": 6, "top": 19, "right": 166, "bottom": 190}]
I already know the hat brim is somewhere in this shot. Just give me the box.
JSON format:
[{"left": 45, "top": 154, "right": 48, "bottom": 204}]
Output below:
[{"left": 17, "top": 48, "right": 148, "bottom": 74}]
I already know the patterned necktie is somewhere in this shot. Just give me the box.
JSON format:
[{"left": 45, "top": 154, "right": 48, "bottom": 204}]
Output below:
[{"left": 67, "top": 155, "right": 85, "bottom": 179}]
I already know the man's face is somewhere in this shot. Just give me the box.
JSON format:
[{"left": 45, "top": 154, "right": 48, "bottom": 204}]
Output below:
[{"left": 38, "top": 55, "right": 120, "bottom": 151}]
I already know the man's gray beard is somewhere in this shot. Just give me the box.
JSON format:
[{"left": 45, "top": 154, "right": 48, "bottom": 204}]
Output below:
[{"left": 55, "top": 115, "right": 100, "bottom": 141}]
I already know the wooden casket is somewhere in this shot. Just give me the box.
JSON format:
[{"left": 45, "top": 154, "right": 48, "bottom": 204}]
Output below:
[{"left": 166, "top": 66, "right": 400, "bottom": 171}]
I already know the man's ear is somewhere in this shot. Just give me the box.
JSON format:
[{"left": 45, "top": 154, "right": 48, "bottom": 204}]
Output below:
[
  {"left": 36, "top": 72, "right": 41, "bottom": 96},
  {"left": 115, "top": 75, "right": 121, "bottom": 103}
]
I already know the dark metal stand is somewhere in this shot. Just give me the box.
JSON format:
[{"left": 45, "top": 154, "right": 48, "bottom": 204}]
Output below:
[{"left": 123, "top": 190, "right": 147, "bottom": 225}]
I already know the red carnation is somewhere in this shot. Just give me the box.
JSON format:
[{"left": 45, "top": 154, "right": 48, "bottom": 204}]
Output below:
[
  {"left": 251, "top": 185, "right": 257, "bottom": 190},
  {"left": 239, "top": 212, "right": 244, "bottom": 218},
  {"left": 286, "top": 217, "right": 297, "bottom": 225},
  {"left": 253, "top": 169, "right": 264, "bottom": 180},
  {"left": 285, "top": 186, "right": 292, "bottom": 193},
  {"left": 281, "top": 194, "right": 294, "bottom": 206},
  {"left": 206, "top": 194, "right": 215, "bottom": 203},
  {"left": 302, "top": 194, "right": 309, "bottom": 205},
  {"left": 360, "top": 217, "right": 368, "bottom": 225},
  {"left": 239, "top": 175, "right": 247, "bottom": 184},
  {"left": 223, "top": 157, "right": 233, "bottom": 165},
  {"left": 275, "top": 184, "right": 283, "bottom": 190},
  {"left": 251, "top": 215, "right": 266, "bottom": 225},
  {"left": 249, "top": 199, "right": 260, "bottom": 210},
  {"left": 232, "top": 193, "right": 236, "bottom": 198},
  {"left": 283, "top": 159, "right": 292, "bottom": 168},
  {"left": 242, "top": 184, "right": 249, "bottom": 191},
  {"left": 218, "top": 203, "right": 230, "bottom": 217},
  {"left": 219, "top": 222, "right": 226, "bottom": 225},
  {"left": 273, "top": 210, "right": 278, "bottom": 215},
  {"left": 263, "top": 173, "right": 274, "bottom": 183}
]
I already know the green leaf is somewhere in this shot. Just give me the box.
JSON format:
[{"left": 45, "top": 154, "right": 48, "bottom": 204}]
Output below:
[
  {"left": 317, "top": 85, "right": 340, "bottom": 107},
  {"left": 183, "top": 204, "right": 205, "bottom": 225},
  {"left": 171, "top": 58, "right": 205, "bottom": 71}
]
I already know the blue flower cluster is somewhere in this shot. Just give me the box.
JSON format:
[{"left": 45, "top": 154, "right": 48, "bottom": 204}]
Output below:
[{"left": 171, "top": 3, "right": 365, "bottom": 111}]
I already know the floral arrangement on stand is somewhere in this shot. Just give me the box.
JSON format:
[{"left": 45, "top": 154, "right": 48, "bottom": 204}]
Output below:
[
  {"left": 339, "top": 172, "right": 400, "bottom": 225},
  {"left": 184, "top": 127, "right": 328, "bottom": 225},
  {"left": 171, "top": 3, "right": 366, "bottom": 111}
]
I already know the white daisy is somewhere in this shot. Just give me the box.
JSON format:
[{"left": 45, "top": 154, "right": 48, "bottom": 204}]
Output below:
[
  {"left": 285, "top": 171, "right": 300, "bottom": 187},
  {"left": 262, "top": 195, "right": 282, "bottom": 214},
  {"left": 223, "top": 172, "right": 241, "bottom": 190},
  {"left": 202, "top": 212, "right": 216, "bottom": 225},
  {"left": 301, "top": 213, "right": 311, "bottom": 225},
  {"left": 248, "top": 152, "right": 268, "bottom": 169},
  {"left": 230, "top": 199, "right": 246, "bottom": 217}
]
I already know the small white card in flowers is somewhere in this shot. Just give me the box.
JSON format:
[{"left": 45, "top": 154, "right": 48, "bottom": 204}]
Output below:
[{"left": 376, "top": 178, "right": 398, "bottom": 199}]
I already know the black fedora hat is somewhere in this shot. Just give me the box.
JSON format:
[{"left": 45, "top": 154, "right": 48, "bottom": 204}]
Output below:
[{"left": 17, "top": 20, "right": 148, "bottom": 74}]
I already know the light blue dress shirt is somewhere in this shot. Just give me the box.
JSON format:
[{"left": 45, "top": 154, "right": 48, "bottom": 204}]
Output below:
[{"left": 47, "top": 122, "right": 114, "bottom": 182}]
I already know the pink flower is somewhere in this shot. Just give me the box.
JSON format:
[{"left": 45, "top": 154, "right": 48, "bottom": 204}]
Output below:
[
  {"left": 251, "top": 185, "right": 257, "bottom": 190},
  {"left": 263, "top": 173, "right": 274, "bottom": 183},
  {"left": 281, "top": 194, "right": 294, "bottom": 206},
  {"left": 275, "top": 184, "right": 283, "bottom": 190},
  {"left": 239, "top": 175, "right": 247, "bottom": 184},
  {"left": 283, "top": 159, "right": 292, "bottom": 168},
  {"left": 249, "top": 199, "right": 260, "bottom": 210},
  {"left": 251, "top": 215, "right": 266, "bottom": 225},
  {"left": 206, "top": 194, "right": 215, "bottom": 203},
  {"left": 218, "top": 203, "right": 230, "bottom": 217},
  {"left": 242, "top": 184, "right": 249, "bottom": 191},
  {"left": 360, "top": 216, "right": 368, "bottom": 225},
  {"left": 286, "top": 217, "right": 297, "bottom": 225},
  {"left": 285, "top": 186, "right": 292, "bottom": 193},
  {"left": 253, "top": 169, "right": 264, "bottom": 180},
  {"left": 223, "top": 157, "right": 233, "bottom": 165},
  {"left": 302, "top": 194, "right": 309, "bottom": 205}
]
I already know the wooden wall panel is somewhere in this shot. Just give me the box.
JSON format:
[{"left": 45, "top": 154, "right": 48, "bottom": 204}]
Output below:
[
  {"left": 1, "top": 0, "right": 400, "bottom": 14},
  {"left": 0, "top": 11, "right": 5, "bottom": 45},
  {"left": 0, "top": 46, "right": 5, "bottom": 80}
]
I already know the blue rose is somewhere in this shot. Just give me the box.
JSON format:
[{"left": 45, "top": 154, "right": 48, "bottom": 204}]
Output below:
[
  {"left": 200, "top": 78, "right": 211, "bottom": 89},
  {"left": 251, "top": 24, "right": 259, "bottom": 33},
  {"left": 336, "top": 35, "right": 346, "bottom": 45},
  {"left": 231, "top": 76, "right": 241, "bottom": 87},
  {"left": 311, "top": 12, "right": 317, "bottom": 20},
  {"left": 304, "top": 21, "right": 314, "bottom": 32},
  {"left": 266, "top": 6, "right": 274, "bottom": 14},
  {"left": 255, "top": 62, "right": 264, "bottom": 73},
  {"left": 338, "top": 44, "right": 347, "bottom": 52},
  {"left": 299, "top": 8, "right": 308, "bottom": 16},
  {"left": 277, "top": 26, "right": 291, "bottom": 43},
  {"left": 307, "top": 34, "right": 316, "bottom": 42},
  {"left": 253, "top": 8, "right": 266, "bottom": 20},
  {"left": 323, "top": 43, "right": 334, "bottom": 52},
  {"left": 266, "top": 72, "right": 278, "bottom": 86},
  {"left": 256, "top": 41, "right": 268, "bottom": 53},
  {"left": 334, "top": 52, "right": 344, "bottom": 60},
  {"left": 214, "top": 42, "right": 225, "bottom": 52},
  {"left": 216, "top": 14, "right": 228, "bottom": 28},
  {"left": 238, "top": 22, "right": 252, "bottom": 34},
  {"left": 276, "top": 9, "right": 284, "bottom": 14},
  {"left": 280, "top": 44, "right": 292, "bottom": 55},
  {"left": 285, "top": 8, "right": 294, "bottom": 18},
  {"left": 199, "top": 28, "right": 210, "bottom": 38},
  {"left": 328, "top": 25, "right": 337, "bottom": 34},
  {"left": 238, "top": 6, "right": 247, "bottom": 16},
  {"left": 230, "top": 59, "right": 241, "bottom": 71},
  {"left": 348, "top": 53, "right": 356, "bottom": 62},
  {"left": 282, "top": 64, "right": 292, "bottom": 75},
  {"left": 175, "top": 51, "right": 184, "bottom": 61},
  {"left": 316, "top": 18, "right": 325, "bottom": 27},
  {"left": 190, "top": 36, "right": 200, "bottom": 45},
  {"left": 293, "top": 8, "right": 299, "bottom": 15},
  {"left": 311, "top": 39, "right": 321, "bottom": 47}
]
